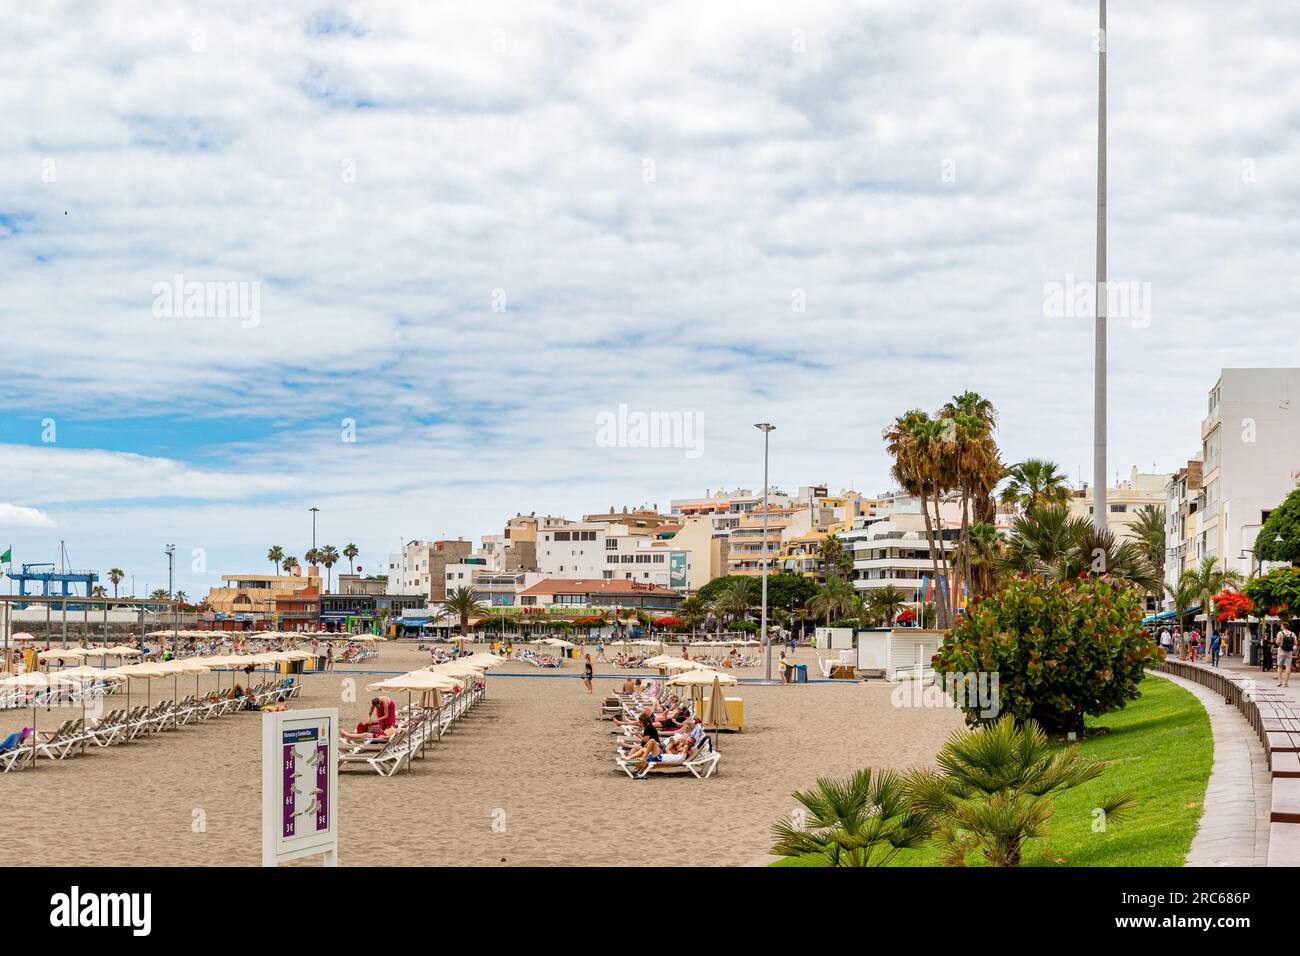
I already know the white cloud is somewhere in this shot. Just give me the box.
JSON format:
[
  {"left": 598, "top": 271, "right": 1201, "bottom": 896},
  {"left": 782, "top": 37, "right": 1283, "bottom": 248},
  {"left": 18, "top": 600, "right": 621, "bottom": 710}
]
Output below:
[
  {"left": 0, "top": 504, "right": 55, "bottom": 529},
  {"left": 2, "top": 0, "right": 1298, "bottom": 592}
]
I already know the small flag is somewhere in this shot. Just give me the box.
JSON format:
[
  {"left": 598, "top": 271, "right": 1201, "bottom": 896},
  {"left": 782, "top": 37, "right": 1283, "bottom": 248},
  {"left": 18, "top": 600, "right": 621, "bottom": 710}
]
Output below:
[{"left": 0, "top": 548, "right": 10, "bottom": 564}]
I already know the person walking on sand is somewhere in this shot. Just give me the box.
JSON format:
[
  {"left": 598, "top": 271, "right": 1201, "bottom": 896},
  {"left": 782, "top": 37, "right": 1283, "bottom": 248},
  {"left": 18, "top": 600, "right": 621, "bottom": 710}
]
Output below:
[{"left": 582, "top": 653, "right": 594, "bottom": 694}]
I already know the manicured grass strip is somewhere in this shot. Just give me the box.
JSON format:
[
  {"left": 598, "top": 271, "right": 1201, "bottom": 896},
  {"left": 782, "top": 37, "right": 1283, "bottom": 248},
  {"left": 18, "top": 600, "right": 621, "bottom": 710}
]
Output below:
[{"left": 772, "top": 674, "right": 1211, "bottom": 867}]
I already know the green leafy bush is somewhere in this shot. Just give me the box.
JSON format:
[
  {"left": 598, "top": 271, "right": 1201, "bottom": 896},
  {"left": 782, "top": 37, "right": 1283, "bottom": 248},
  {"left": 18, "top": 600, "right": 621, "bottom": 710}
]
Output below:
[{"left": 933, "top": 574, "right": 1157, "bottom": 732}]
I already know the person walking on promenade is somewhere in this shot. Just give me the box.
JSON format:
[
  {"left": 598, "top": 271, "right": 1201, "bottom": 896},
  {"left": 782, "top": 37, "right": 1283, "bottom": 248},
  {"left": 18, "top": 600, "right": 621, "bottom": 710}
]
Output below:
[
  {"left": 1277, "top": 623, "right": 1297, "bottom": 688},
  {"left": 1210, "top": 632, "right": 1222, "bottom": 667}
]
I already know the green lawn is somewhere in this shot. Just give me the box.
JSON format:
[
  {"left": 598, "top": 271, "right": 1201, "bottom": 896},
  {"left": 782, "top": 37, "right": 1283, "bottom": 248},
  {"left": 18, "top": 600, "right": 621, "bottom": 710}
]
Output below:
[{"left": 772, "top": 674, "right": 1212, "bottom": 867}]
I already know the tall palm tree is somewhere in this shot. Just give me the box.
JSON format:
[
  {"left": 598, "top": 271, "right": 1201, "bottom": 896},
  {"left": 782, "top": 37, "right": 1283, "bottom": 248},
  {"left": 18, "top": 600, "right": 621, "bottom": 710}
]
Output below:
[
  {"left": 343, "top": 543, "right": 359, "bottom": 574},
  {"left": 679, "top": 595, "right": 707, "bottom": 637},
  {"left": 1165, "top": 575, "right": 1198, "bottom": 634},
  {"left": 281, "top": 555, "right": 298, "bottom": 576},
  {"left": 304, "top": 548, "right": 321, "bottom": 572},
  {"left": 267, "top": 545, "right": 284, "bottom": 576},
  {"left": 884, "top": 410, "right": 951, "bottom": 628},
  {"left": 1130, "top": 505, "right": 1166, "bottom": 590},
  {"left": 92, "top": 585, "right": 108, "bottom": 598},
  {"left": 318, "top": 545, "right": 340, "bottom": 592},
  {"left": 966, "top": 522, "right": 1002, "bottom": 598},
  {"left": 1178, "top": 557, "right": 1244, "bottom": 647},
  {"left": 771, "top": 769, "right": 934, "bottom": 867},
  {"left": 999, "top": 459, "right": 1072, "bottom": 514},
  {"left": 108, "top": 568, "right": 125, "bottom": 599},
  {"left": 445, "top": 586, "right": 486, "bottom": 637},
  {"left": 818, "top": 535, "right": 845, "bottom": 582},
  {"left": 866, "top": 585, "right": 907, "bottom": 626},
  {"left": 939, "top": 395, "right": 1003, "bottom": 619},
  {"left": 174, "top": 590, "right": 188, "bottom": 605}
]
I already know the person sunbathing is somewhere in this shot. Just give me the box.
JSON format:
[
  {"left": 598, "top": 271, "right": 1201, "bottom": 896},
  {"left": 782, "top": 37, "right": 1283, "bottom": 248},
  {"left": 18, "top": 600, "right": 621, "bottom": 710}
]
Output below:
[
  {"left": 657, "top": 732, "right": 692, "bottom": 766},
  {"left": 0, "top": 727, "right": 32, "bottom": 752},
  {"left": 623, "top": 716, "right": 662, "bottom": 775},
  {"left": 341, "top": 724, "right": 391, "bottom": 741}
]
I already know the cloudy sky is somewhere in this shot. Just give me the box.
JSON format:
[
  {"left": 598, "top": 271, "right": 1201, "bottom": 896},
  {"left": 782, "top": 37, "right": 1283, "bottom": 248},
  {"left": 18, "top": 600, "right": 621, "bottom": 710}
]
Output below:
[{"left": 2, "top": 0, "right": 1298, "bottom": 596}]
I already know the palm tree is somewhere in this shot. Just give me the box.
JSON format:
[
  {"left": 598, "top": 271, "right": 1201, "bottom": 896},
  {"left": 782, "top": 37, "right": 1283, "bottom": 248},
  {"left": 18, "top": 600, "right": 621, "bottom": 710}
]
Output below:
[
  {"left": 1178, "top": 557, "right": 1245, "bottom": 648},
  {"left": 818, "top": 535, "right": 845, "bottom": 582},
  {"left": 445, "top": 586, "right": 486, "bottom": 637},
  {"left": 679, "top": 595, "right": 707, "bottom": 637},
  {"left": 281, "top": 555, "right": 298, "bottom": 575},
  {"left": 318, "top": 545, "right": 340, "bottom": 592},
  {"left": 304, "top": 548, "right": 321, "bottom": 573},
  {"left": 940, "top": 392, "right": 1004, "bottom": 620},
  {"left": 108, "top": 568, "right": 125, "bottom": 599},
  {"left": 1130, "top": 505, "right": 1166, "bottom": 603},
  {"left": 865, "top": 585, "right": 907, "bottom": 626},
  {"left": 343, "top": 543, "right": 359, "bottom": 574},
  {"left": 267, "top": 545, "right": 284, "bottom": 576},
  {"left": 999, "top": 459, "right": 1072, "bottom": 513},
  {"left": 884, "top": 410, "right": 951, "bottom": 628},
  {"left": 904, "top": 716, "right": 1136, "bottom": 867},
  {"left": 809, "top": 577, "right": 857, "bottom": 626},
  {"left": 1165, "top": 575, "right": 1198, "bottom": 634},
  {"left": 771, "top": 769, "right": 935, "bottom": 867},
  {"left": 175, "top": 590, "right": 188, "bottom": 606},
  {"left": 92, "top": 585, "right": 108, "bottom": 598},
  {"left": 997, "top": 505, "right": 1160, "bottom": 594},
  {"left": 966, "top": 522, "right": 1001, "bottom": 598},
  {"left": 710, "top": 578, "right": 756, "bottom": 632}
]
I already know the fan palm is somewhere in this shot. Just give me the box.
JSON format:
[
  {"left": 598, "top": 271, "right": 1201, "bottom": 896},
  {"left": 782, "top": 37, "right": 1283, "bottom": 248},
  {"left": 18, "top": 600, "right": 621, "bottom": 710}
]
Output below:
[
  {"left": 710, "top": 577, "right": 756, "bottom": 630},
  {"left": 904, "top": 716, "right": 1136, "bottom": 867},
  {"left": 281, "top": 555, "right": 298, "bottom": 575},
  {"left": 996, "top": 505, "right": 1094, "bottom": 577},
  {"left": 866, "top": 585, "right": 907, "bottom": 626},
  {"left": 267, "top": 545, "right": 284, "bottom": 576},
  {"left": 809, "top": 577, "right": 857, "bottom": 626},
  {"left": 318, "top": 545, "right": 340, "bottom": 592},
  {"left": 108, "top": 568, "right": 125, "bottom": 599},
  {"left": 445, "top": 586, "right": 486, "bottom": 637},
  {"left": 343, "top": 543, "right": 359, "bottom": 574},
  {"left": 770, "top": 769, "right": 935, "bottom": 867},
  {"left": 1130, "top": 505, "right": 1166, "bottom": 598},
  {"left": 999, "top": 459, "right": 1072, "bottom": 513}
]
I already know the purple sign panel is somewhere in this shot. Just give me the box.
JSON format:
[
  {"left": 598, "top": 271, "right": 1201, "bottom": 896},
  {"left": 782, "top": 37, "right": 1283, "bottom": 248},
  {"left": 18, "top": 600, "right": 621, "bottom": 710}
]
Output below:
[{"left": 282, "top": 744, "right": 295, "bottom": 839}]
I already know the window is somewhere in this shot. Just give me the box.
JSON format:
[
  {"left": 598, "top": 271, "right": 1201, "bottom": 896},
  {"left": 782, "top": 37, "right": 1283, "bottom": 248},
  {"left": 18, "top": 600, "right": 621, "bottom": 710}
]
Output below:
[{"left": 1110, "top": 504, "right": 1126, "bottom": 513}]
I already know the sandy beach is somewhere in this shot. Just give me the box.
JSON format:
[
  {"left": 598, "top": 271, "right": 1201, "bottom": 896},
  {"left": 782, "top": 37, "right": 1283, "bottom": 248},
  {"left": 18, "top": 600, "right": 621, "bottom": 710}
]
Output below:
[{"left": 0, "top": 643, "right": 963, "bottom": 867}]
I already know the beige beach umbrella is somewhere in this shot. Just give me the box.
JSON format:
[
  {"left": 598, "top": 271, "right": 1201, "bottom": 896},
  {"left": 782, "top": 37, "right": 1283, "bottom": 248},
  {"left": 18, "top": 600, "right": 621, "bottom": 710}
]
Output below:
[
  {"left": 366, "top": 671, "right": 465, "bottom": 770},
  {"left": 0, "top": 672, "right": 81, "bottom": 769},
  {"left": 40, "top": 665, "right": 127, "bottom": 756},
  {"left": 461, "top": 653, "right": 507, "bottom": 669},
  {"left": 661, "top": 658, "right": 709, "bottom": 672},
  {"left": 667, "top": 668, "right": 737, "bottom": 711},
  {"left": 429, "top": 662, "right": 486, "bottom": 680},
  {"left": 38, "top": 647, "right": 87, "bottom": 664},
  {"left": 705, "top": 674, "right": 733, "bottom": 744},
  {"left": 106, "top": 662, "right": 169, "bottom": 716}
]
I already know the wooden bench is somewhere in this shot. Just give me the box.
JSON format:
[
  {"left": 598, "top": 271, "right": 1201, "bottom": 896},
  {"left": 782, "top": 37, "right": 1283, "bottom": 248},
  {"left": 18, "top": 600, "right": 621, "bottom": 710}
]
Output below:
[{"left": 1159, "top": 657, "right": 1300, "bottom": 864}]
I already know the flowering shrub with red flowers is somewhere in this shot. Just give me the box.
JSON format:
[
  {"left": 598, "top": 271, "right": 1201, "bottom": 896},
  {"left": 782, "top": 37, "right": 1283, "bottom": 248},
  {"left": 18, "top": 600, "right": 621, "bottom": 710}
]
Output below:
[
  {"left": 897, "top": 608, "right": 917, "bottom": 623},
  {"left": 651, "top": 616, "right": 685, "bottom": 630},
  {"left": 1214, "top": 589, "right": 1253, "bottom": 623}
]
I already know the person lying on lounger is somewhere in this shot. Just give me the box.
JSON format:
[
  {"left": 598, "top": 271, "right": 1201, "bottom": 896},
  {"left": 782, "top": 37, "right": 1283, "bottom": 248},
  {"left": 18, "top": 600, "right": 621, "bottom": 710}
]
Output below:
[
  {"left": 340, "top": 724, "right": 392, "bottom": 741},
  {"left": 0, "top": 727, "right": 32, "bottom": 752},
  {"left": 623, "top": 715, "right": 662, "bottom": 774}
]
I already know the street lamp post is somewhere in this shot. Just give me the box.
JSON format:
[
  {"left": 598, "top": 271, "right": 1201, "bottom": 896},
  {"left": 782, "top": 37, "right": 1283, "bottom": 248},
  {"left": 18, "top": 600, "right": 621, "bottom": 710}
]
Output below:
[
  {"left": 755, "top": 423, "right": 776, "bottom": 681},
  {"left": 309, "top": 507, "right": 320, "bottom": 553},
  {"left": 165, "top": 544, "right": 177, "bottom": 652},
  {"left": 1092, "top": 0, "right": 1108, "bottom": 535}
]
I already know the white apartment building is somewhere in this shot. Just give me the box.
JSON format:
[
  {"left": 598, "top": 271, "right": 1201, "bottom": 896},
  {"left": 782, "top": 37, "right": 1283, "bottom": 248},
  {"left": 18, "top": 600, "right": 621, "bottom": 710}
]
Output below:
[
  {"left": 1163, "top": 459, "right": 1204, "bottom": 600},
  {"left": 1194, "top": 368, "right": 1300, "bottom": 578},
  {"left": 536, "top": 522, "right": 687, "bottom": 587},
  {"left": 844, "top": 512, "right": 959, "bottom": 605}
]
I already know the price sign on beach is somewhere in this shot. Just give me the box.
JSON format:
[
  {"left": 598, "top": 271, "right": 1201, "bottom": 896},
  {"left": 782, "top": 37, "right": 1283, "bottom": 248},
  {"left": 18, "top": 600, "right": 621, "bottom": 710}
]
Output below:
[{"left": 261, "top": 708, "right": 338, "bottom": 866}]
